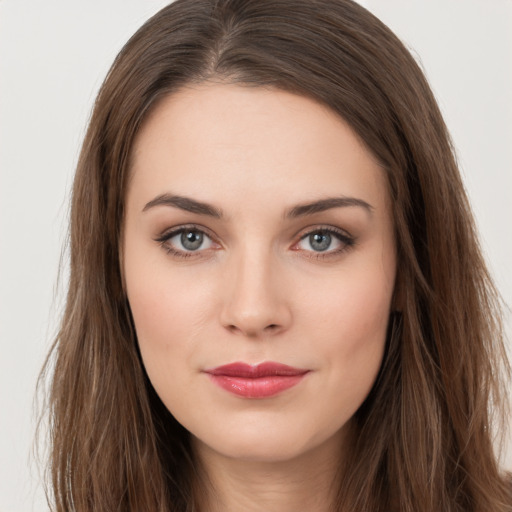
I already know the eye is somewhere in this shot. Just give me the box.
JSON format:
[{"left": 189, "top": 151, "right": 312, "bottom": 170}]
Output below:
[
  {"left": 155, "top": 225, "right": 218, "bottom": 257},
  {"left": 294, "top": 227, "right": 355, "bottom": 255},
  {"left": 171, "top": 229, "right": 211, "bottom": 251}
]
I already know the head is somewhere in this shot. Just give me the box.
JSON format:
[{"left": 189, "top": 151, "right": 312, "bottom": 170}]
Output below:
[{"left": 46, "top": 1, "right": 510, "bottom": 511}]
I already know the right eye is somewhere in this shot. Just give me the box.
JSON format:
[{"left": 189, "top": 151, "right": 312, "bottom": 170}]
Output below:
[
  {"left": 170, "top": 229, "right": 212, "bottom": 251},
  {"left": 155, "top": 225, "right": 219, "bottom": 258}
]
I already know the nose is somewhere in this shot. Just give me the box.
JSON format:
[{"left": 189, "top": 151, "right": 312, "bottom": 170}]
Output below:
[{"left": 219, "top": 249, "right": 292, "bottom": 338}]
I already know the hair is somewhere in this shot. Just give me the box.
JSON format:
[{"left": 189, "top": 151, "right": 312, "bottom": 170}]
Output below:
[{"left": 39, "top": 0, "right": 511, "bottom": 510}]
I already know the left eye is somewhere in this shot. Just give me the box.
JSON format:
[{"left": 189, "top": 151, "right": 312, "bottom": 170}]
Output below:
[
  {"left": 296, "top": 229, "right": 351, "bottom": 253},
  {"left": 166, "top": 228, "right": 214, "bottom": 252}
]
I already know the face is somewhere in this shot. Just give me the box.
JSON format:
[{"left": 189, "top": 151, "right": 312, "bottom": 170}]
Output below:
[{"left": 123, "top": 83, "right": 396, "bottom": 463}]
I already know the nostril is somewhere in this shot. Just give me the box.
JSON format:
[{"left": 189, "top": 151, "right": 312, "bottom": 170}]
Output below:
[{"left": 224, "top": 323, "right": 281, "bottom": 336}]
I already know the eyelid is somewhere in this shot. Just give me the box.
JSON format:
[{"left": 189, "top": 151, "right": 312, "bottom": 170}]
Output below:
[
  {"left": 154, "top": 223, "right": 355, "bottom": 260},
  {"left": 154, "top": 223, "right": 222, "bottom": 258},
  {"left": 155, "top": 223, "right": 218, "bottom": 243},
  {"left": 290, "top": 225, "right": 356, "bottom": 256},
  {"left": 293, "top": 224, "right": 354, "bottom": 243}
]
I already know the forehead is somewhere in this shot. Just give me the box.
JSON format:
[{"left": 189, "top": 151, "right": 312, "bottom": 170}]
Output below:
[{"left": 129, "top": 82, "right": 389, "bottom": 215}]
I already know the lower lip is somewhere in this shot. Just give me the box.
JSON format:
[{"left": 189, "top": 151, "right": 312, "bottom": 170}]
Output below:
[{"left": 207, "top": 374, "right": 306, "bottom": 398}]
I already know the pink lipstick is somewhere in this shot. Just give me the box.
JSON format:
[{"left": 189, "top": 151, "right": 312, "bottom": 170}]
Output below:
[{"left": 204, "top": 362, "right": 309, "bottom": 398}]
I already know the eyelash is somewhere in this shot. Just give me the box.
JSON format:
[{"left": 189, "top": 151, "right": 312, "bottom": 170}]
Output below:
[
  {"left": 293, "top": 226, "right": 356, "bottom": 260},
  {"left": 154, "top": 224, "right": 218, "bottom": 259},
  {"left": 154, "top": 224, "right": 356, "bottom": 260}
]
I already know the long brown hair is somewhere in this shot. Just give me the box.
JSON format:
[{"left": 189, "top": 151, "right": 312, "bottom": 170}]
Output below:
[{"left": 39, "top": 0, "right": 511, "bottom": 510}]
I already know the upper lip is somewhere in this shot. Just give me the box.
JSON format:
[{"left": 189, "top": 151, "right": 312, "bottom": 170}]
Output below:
[{"left": 204, "top": 362, "right": 309, "bottom": 378}]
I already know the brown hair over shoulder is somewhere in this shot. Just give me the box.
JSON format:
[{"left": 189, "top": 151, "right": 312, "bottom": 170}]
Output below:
[{"left": 39, "top": 0, "right": 511, "bottom": 510}]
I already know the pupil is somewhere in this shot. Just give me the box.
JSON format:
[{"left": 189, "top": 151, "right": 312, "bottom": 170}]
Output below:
[
  {"left": 310, "top": 232, "right": 331, "bottom": 251},
  {"left": 181, "top": 230, "right": 203, "bottom": 250}
]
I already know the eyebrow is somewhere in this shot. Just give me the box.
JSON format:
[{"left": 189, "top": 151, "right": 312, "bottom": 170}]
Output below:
[
  {"left": 142, "top": 193, "right": 373, "bottom": 218},
  {"left": 285, "top": 197, "right": 373, "bottom": 218},
  {"left": 143, "top": 193, "right": 223, "bottom": 218}
]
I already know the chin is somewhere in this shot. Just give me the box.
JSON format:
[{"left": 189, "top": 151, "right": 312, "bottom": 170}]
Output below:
[{"left": 192, "top": 420, "right": 347, "bottom": 466}]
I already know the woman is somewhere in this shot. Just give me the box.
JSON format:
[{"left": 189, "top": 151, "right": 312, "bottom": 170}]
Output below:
[{"left": 41, "top": 0, "right": 511, "bottom": 510}]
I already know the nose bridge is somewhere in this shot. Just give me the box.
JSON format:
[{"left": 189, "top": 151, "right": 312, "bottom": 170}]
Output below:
[{"left": 220, "top": 240, "right": 290, "bottom": 336}]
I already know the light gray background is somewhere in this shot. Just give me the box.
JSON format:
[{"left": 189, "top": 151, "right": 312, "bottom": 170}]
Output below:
[{"left": 1, "top": 1, "right": 511, "bottom": 511}]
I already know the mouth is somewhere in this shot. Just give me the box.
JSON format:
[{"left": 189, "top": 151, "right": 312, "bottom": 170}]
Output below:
[{"left": 203, "top": 362, "right": 310, "bottom": 399}]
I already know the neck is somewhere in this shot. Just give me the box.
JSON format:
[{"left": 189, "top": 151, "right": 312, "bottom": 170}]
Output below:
[{"left": 192, "top": 434, "right": 345, "bottom": 512}]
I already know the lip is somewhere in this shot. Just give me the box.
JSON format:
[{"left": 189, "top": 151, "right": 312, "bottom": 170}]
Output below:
[{"left": 203, "top": 362, "right": 310, "bottom": 398}]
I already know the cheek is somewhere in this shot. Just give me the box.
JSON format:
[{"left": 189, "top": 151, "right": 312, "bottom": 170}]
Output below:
[
  {"left": 125, "top": 269, "right": 216, "bottom": 426},
  {"left": 128, "top": 276, "right": 210, "bottom": 348},
  {"left": 302, "top": 263, "right": 393, "bottom": 348},
  {"left": 124, "top": 227, "right": 214, "bottom": 338},
  {"left": 296, "top": 252, "right": 395, "bottom": 399},
  {"left": 122, "top": 237, "right": 214, "bottom": 386}
]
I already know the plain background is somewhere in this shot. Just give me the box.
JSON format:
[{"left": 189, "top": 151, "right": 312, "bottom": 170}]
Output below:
[{"left": 1, "top": 1, "right": 511, "bottom": 510}]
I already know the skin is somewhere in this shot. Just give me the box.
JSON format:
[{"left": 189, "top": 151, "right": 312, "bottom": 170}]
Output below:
[{"left": 123, "top": 82, "right": 397, "bottom": 512}]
